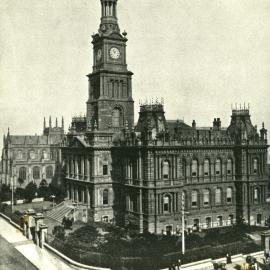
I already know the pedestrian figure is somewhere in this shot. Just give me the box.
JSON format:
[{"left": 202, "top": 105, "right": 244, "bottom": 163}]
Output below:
[
  {"left": 176, "top": 259, "right": 181, "bottom": 270},
  {"left": 226, "top": 253, "right": 232, "bottom": 264}
]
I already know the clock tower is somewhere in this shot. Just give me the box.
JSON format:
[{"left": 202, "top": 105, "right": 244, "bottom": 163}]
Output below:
[{"left": 86, "top": 0, "right": 134, "bottom": 131}]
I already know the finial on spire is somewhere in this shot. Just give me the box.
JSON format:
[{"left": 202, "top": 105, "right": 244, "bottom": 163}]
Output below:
[{"left": 262, "top": 122, "right": 265, "bottom": 129}]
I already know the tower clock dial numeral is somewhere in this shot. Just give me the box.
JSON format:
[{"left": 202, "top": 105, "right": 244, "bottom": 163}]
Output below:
[
  {"left": 97, "top": 49, "right": 102, "bottom": 61},
  {"left": 109, "top": 47, "right": 120, "bottom": 59}
]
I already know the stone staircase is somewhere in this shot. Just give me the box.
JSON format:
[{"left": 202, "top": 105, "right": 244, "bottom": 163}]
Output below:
[{"left": 45, "top": 201, "right": 73, "bottom": 223}]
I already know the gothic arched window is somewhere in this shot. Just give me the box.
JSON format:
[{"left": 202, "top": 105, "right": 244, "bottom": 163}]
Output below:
[
  {"left": 33, "top": 166, "right": 40, "bottom": 180},
  {"left": 19, "top": 167, "right": 26, "bottom": 180},
  {"left": 46, "top": 166, "right": 53, "bottom": 178},
  {"left": 103, "top": 189, "right": 109, "bottom": 205},
  {"left": 112, "top": 108, "right": 122, "bottom": 128}
]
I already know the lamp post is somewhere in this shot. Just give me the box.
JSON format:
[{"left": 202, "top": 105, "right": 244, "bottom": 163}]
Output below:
[
  {"left": 50, "top": 195, "right": 55, "bottom": 208},
  {"left": 181, "top": 192, "right": 189, "bottom": 255},
  {"left": 181, "top": 192, "right": 185, "bottom": 255}
]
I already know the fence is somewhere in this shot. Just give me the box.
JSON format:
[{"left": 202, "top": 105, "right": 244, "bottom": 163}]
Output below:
[{"left": 46, "top": 232, "right": 261, "bottom": 270}]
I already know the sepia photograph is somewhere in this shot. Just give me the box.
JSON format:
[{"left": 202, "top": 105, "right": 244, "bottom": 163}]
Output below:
[{"left": 0, "top": 0, "right": 270, "bottom": 269}]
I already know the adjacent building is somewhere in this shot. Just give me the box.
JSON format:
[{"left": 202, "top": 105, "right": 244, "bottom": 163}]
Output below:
[{"left": 1, "top": 117, "right": 64, "bottom": 189}]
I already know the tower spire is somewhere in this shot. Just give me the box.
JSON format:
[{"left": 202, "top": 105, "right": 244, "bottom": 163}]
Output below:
[
  {"left": 43, "top": 117, "right": 46, "bottom": 130},
  {"left": 62, "top": 116, "right": 64, "bottom": 130},
  {"left": 49, "top": 116, "right": 52, "bottom": 128},
  {"left": 55, "top": 117, "right": 58, "bottom": 128}
]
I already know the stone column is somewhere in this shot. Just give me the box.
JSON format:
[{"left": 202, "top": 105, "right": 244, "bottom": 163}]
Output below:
[
  {"left": 81, "top": 157, "right": 85, "bottom": 180},
  {"left": 39, "top": 224, "right": 48, "bottom": 248},
  {"left": 71, "top": 184, "right": 74, "bottom": 201},
  {"left": 139, "top": 189, "right": 143, "bottom": 233},
  {"left": 81, "top": 188, "right": 85, "bottom": 204},
  {"left": 86, "top": 157, "right": 90, "bottom": 181},
  {"left": 87, "top": 188, "right": 91, "bottom": 207},
  {"left": 75, "top": 156, "right": 78, "bottom": 179}
]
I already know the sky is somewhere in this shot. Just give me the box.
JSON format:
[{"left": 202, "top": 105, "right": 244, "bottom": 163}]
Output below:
[{"left": 0, "top": 0, "right": 270, "bottom": 150}]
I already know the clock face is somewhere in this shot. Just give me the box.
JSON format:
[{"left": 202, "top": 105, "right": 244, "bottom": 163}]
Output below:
[
  {"left": 97, "top": 49, "right": 102, "bottom": 61},
  {"left": 109, "top": 47, "right": 120, "bottom": 59}
]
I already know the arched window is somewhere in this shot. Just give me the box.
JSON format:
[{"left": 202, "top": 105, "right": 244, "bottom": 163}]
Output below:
[
  {"left": 191, "top": 159, "right": 198, "bottom": 177},
  {"left": 215, "top": 188, "right": 222, "bottom": 204},
  {"left": 112, "top": 108, "right": 122, "bottom": 128},
  {"left": 204, "top": 159, "right": 210, "bottom": 176},
  {"left": 162, "top": 160, "right": 169, "bottom": 179},
  {"left": 17, "top": 150, "right": 23, "bottom": 160},
  {"left": 203, "top": 189, "right": 210, "bottom": 206},
  {"left": 19, "top": 167, "right": 26, "bottom": 180},
  {"left": 29, "top": 150, "right": 35, "bottom": 160},
  {"left": 103, "top": 189, "right": 109, "bottom": 205},
  {"left": 226, "top": 187, "right": 233, "bottom": 203},
  {"left": 191, "top": 190, "right": 198, "bottom": 207},
  {"left": 227, "top": 159, "right": 232, "bottom": 175},
  {"left": 46, "top": 166, "right": 53, "bottom": 178},
  {"left": 254, "top": 188, "right": 259, "bottom": 203},
  {"left": 215, "top": 159, "right": 221, "bottom": 176},
  {"left": 163, "top": 195, "right": 171, "bottom": 213},
  {"left": 33, "top": 166, "right": 40, "bottom": 180},
  {"left": 253, "top": 159, "right": 258, "bottom": 174}
]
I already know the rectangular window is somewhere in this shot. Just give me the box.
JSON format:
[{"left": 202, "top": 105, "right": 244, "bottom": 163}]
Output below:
[
  {"left": 103, "top": 165, "right": 108, "bottom": 175},
  {"left": 227, "top": 170, "right": 231, "bottom": 175}
]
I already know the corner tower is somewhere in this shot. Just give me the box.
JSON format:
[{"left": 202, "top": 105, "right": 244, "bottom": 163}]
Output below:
[{"left": 86, "top": 0, "right": 134, "bottom": 132}]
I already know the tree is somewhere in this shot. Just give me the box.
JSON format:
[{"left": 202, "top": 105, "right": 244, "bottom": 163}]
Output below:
[
  {"left": 52, "top": 225, "right": 66, "bottom": 240},
  {"left": 24, "top": 182, "right": 37, "bottom": 202},
  {"left": 17, "top": 177, "right": 24, "bottom": 187}
]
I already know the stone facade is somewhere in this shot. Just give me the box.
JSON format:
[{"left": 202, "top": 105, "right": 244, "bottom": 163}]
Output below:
[
  {"left": 112, "top": 104, "right": 269, "bottom": 234},
  {"left": 62, "top": 0, "right": 270, "bottom": 233},
  {"left": 1, "top": 117, "right": 64, "bottom": 188}
]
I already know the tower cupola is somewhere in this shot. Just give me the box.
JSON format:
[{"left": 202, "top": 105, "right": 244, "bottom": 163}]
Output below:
[{"left": 99, "top": 0, "right": 120, "bottom": 35}]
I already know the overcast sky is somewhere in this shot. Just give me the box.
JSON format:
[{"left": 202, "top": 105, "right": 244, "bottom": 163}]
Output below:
[{"left": 1, "top": 0, "right": 270, "bottom": 150}]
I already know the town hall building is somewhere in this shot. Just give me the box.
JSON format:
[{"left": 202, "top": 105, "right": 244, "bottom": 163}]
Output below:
[{"left": 62, "top": 0, "right": 270, "bottom": 234}]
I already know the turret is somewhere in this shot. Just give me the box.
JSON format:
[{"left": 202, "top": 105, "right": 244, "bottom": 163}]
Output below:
[{"left": 260, "top": 122, "right": 267, "bottom": 141}]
